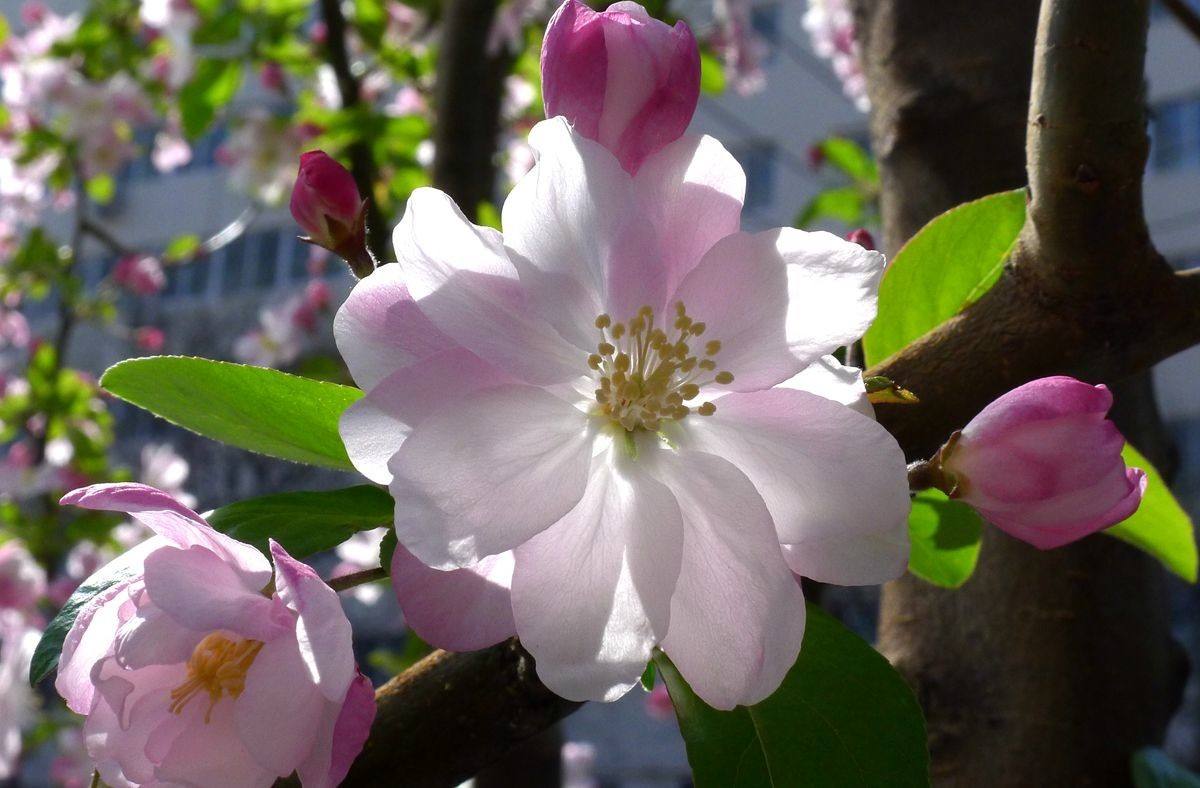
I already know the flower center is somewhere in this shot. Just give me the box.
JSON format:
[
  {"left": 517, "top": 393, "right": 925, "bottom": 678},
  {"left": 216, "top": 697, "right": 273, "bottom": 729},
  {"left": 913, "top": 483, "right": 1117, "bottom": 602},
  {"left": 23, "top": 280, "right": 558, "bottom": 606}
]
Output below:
[
  {"left": 588, "top": 302, "right": 734, "bottom": 432},
  {"left": 168, "top": 632, "right": 264, "bottom": 723}
]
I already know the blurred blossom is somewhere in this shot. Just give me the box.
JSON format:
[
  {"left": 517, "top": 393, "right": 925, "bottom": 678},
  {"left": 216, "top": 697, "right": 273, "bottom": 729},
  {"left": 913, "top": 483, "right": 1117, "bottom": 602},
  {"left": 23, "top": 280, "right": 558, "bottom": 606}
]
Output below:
[
  {"left": 384, "top": 84, "right": 427, "bottom": 117},
  {"left": 0, "top": 610, "right": 40, "bottom": 780},
  {"left": 219, "top": 111, "right": 313, "bottom": 205},
  {"left": 140, "top": 442, "right": 196, "bottom": 508},
  {"left": 139, "top": 0, "right": 197, "bottom": 88},
  {"left": 0, "top": 442, "right": 68, "bottom": 501},
  {"left": 488, "top": 0, "right": 555, "bottom": 53},
  {"left": 114, "top": 254, "right": 167, "bottom": 295},
  {"left": 385, "top": 2, "right": 423, "bottom": 44},
  {"left": 561, "top": 741, "right": 598, "bottom": 788},
  {"left": 711, "top": 0, "right": 766, "bottom": 95},
  {"left": 644, "top": 683, "right": 675, "bottom": 721},
  {"left": 502, "top": 74, "right": 537, "bottom": 120},
  {"left": 133, "top": 325, "right": 166, "bottom": 352},
  {"left": 47, "top": 540, "right": 112, "bottom": 607},
  {"left": 49, "top": 727, "right": 92, "bottom": 788},
  {"left": 0, "top": 540, "right": 46, "bottom": 613},
  {"left": 233, "top": 282, "right": 330, "bottom": 368},
  {"left": 803, "top": 0, "right": 869, "bottom": 111},
  {"left": 415, "top": 139, "right": 435, "bottom": 168},
  {"left": 151, "top": 129, "right": 192, "bottom": 173},
  {"left": 259, "top": 61, "right": 286, "bottom": 92},
  {"left": 0, "top": 306, "right": 30, "bottom": 350}
]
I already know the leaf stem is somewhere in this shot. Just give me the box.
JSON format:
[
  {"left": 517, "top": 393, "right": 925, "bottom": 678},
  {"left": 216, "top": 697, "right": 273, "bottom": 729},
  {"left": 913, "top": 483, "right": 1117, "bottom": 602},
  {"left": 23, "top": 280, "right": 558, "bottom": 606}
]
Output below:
[{"left": 328, "top": 566, "right": 388, "bottom": 593}]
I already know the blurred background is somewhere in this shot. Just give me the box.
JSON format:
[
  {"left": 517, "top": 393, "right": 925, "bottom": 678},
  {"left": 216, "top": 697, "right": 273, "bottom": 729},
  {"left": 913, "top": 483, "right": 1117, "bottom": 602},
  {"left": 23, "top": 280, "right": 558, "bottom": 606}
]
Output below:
[{"left": 1, "top": 0, "right": 1199, "bottom": 785}]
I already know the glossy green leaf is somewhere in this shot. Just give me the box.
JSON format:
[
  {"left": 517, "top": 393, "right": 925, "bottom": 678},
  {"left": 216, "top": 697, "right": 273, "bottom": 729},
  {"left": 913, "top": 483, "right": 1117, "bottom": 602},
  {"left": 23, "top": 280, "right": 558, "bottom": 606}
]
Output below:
[
  {"left": 179, "top": 59, "right": 244, "bottom": 137},
  {"left": 1106, "top": 444, "right": 1198, "bottom": 583},
  {"left": 907, "top": 489, "right": 983, "bottom": 588},
  {"left": 101, "top": 356, "right": 361, "bottom": 469},
  {"left": 206, "top": 486, "right": 393, "bottom": 559},
  {"left": 863, "top": 189, "right": 1026, "bottom": 367},
  {"left": 1132, "top": 748, "right": 1200, "bottom": 788},
  {"left": 657, "top": 604, "right": 929, "bottom": 787},
  {"left": 29, "top": 549, "right": 144, "bottom": 686}
]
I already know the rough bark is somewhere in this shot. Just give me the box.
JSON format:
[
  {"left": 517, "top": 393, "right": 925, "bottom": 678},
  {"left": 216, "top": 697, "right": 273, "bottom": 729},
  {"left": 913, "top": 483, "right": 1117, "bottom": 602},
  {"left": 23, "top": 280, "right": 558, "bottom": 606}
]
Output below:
[
  {"left": 857, "top": 0, "right": 1195, "bottom": 783},
  {"left": 339, "top": 640, "right": 580, "bottom": 788},
  {"left": 430, "top": 0, "right": 511, "bottom": 220}
]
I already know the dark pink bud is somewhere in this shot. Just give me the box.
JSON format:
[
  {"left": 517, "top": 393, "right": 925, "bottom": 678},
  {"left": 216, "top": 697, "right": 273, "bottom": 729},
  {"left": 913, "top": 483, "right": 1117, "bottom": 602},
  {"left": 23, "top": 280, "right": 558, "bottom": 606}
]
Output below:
[
  {"left": 807, "top": 144, "right": 825, "bottom": 170},
  {"left": 541, "top": 0, "right": 700, "bottom": 174},
  {"left": 940, "top": 376, "right": 1146, "bottom": 550},
  {"left": 290, "top": 151, "right": 373, "bottom": 277},
  {"left": 260, "top": 62, "right": 286, "bottom": 93},
  {"left": 846, "top": 229, "right": 875, "bottom": 250},
  {"left": 134, "top": 326, "right": 165, "bottom": 352}
]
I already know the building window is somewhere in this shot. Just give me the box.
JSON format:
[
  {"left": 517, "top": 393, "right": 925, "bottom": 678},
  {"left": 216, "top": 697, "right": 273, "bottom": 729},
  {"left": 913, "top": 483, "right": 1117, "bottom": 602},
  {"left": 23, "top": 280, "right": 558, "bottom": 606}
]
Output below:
[
  {"left": 221, "top": 235, "right": 248, "bottom": 296},
  {"left": 750, "top": 4, "right": 781, "bottom": 63},
  {"left": 1151, "top": 97, "right": 1200, "bottom": 171},
  {"left": 252, "top": 231, "right": 281, "bottom": 288}
]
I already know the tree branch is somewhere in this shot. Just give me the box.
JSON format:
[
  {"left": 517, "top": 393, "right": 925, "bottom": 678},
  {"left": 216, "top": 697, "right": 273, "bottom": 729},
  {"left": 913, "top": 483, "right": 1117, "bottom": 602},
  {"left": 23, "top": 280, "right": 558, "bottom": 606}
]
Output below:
[
  {"left": 324, "top": 1, "right": 1200, "bottom": 784},
  {"left": 318, "top": 0, "right": 389, "bottom": 266},
  {"left": 1162, "top": 0, "right": 1200, "bottom": 43}
]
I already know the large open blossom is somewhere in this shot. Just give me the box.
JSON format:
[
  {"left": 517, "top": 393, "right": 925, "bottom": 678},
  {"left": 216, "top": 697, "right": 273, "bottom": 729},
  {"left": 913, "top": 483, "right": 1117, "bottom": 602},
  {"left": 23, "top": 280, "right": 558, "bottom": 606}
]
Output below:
[
  {"left": 336, "top": 117, "right": 909, "bottom": 709},
  {"left": 57, "top": 483, "right": 375, "bottom": 787}
]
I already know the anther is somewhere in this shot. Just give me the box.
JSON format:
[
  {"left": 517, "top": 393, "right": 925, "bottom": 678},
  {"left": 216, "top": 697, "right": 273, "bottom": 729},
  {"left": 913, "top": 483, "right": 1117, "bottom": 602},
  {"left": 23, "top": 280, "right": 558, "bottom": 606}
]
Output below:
[
  {"left": 595, "top": 314, "right": 611, "bottom": 329},
  {"left": 715, "top": 371, "right": 734, "bottom": 385},
  {"left": 705, "top": 340, "right": 721, "bottom": 356},
  {"left": 587, "top": 354, "right": 602, "bottom": 370},
  {"left": 698, "top": 402, "right": 716, "bottom": 416},
  {"left": 598, "top": 342, "right": 615, "bottom": 356}
]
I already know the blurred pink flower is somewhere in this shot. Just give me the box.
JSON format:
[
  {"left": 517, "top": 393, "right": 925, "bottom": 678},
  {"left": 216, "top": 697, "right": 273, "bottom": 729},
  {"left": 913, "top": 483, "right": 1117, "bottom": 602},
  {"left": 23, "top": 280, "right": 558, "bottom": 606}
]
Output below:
[
  {"left": 114, "top": 255, "right": 166, "bottom": 296},
  {"left": 0, "top": 540, "right": 45, "bottom": 613},
  {"left": 134, "top": 325, "right": 165, "bottom": 352}
]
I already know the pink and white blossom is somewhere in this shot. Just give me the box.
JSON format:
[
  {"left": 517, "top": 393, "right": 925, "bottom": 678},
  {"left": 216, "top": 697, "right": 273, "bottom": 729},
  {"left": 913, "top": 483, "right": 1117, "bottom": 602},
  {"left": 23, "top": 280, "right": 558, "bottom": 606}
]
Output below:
[
  {"left": 335, "top": 117, "right": 909, "bottom": 708},
  {"left": 939, "top": 376, "right": 1146, "bottom": 549},
  {"left": 58, "top": 483, "right": 376, "bottom": 787},
  {"left": 802, "top": 0, "right": 869, "bottom": 112},
  {"left": 541, "top": 0, "right": 700, "bottom": 174},
  {"left": 0, "top": 540, "right": 46, "bottom": 613},
  {"left": 114, "top": 255, "right": 167, "bottom": 296},
  {"left": 0, "top": 610, "right": 40, "bottom": 780}
]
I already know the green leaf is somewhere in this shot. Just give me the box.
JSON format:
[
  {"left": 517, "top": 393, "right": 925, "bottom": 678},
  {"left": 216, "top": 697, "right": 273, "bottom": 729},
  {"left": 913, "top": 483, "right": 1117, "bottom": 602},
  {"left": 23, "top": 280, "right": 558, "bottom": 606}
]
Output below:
[
  {"left": 163, "top": 234, "right": 201, "bottom": 261},
  {"left": 862, "top": 189, "right": 1026, "bottom": 368},
  {"left": 179, "top": 59, "right": 244, "bottom": 137},
  {"left": 0, "top": 13, "right": 10, "bottom": 44},
  {"left": 30, "top": 549, "right": 144, "bottom": 686},
  {"left": 907, "top": 489, "right": 983, "bottom": 588},
  {"left": 379, "top": 528, "right": 397, "bottom": 573},
  {"left": 1106, "top": 444, "right": 1198, "bottom": 583},
  {"left": 206, "top": 486, "right": 393, "bottom": 558},
  {"left": 1132, "top": 748, "right": 1200, "bottom": 788},
  {"left": 818, "top": 137, "right": 877, "bottom": 183},
  {"left": 795, "top": 186, "right": 867, "bottom": 228},
  {"left": 85, "top": 173, "right": 115, "bottom": 205},
  {"left": 699, "top": 50, "right": 725, "bottom": 94},
  {"left": 657, "top": 604, "right": 929, "bottom": 787},
  {"left": 101, "top": 356, "right": 361, "bottom": 469}
]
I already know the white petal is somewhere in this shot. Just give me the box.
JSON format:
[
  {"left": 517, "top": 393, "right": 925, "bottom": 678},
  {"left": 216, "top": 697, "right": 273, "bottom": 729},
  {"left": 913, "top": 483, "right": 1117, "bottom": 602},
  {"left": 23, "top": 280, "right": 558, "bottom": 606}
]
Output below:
[
  {"left": 504, "top": 117, "right": 664, "bottom": 347},
  {"left": 633, "top": 133, "right": 745, "bottom": 296},
  {"left": 339, "top": 347, "right": 513, "bottom": 484},
  {"left": 684, "top": 388, "right": 910, "bottom": 585},
  {"left": 388, "top": 384, "right": 594, "bottom": 568},
  {"left": 781, "top": 229, "right": 886, "bottom": 366},
  {"left": 395, "top": 187, "right": 581, "bottom": 385},
  {"left": 511, "top": 454, "right": 683, "bottom": 702},
  {"left": 779, "top": 355, "right": 872, "bottom": 416},
  {"left": 651, "top": 449, "right": 806, "bottom": 710}
]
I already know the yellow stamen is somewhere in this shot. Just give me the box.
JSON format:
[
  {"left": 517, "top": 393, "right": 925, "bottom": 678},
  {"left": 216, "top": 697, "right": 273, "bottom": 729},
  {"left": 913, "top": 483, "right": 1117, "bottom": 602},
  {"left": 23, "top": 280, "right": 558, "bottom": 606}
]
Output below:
[{"left": 168, "top": 633, "right": 264, "bottom": 724}]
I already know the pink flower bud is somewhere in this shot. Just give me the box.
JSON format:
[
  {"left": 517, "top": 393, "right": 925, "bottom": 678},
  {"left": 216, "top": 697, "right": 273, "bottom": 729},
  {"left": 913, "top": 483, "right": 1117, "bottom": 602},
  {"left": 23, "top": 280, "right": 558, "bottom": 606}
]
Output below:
[
  {"left": 541, "top": 0, "right": 700, "bottom": 174},
  {"left": 134, "top": 326, "right": 165, "bottom": 352},
  {"left": 940, "top": 376, "right": 1146, "bottom": 550},
  {"left": 290, "top": 151, "right": 373, "bottom": 276},
  {"left": 846, "top": 228, "right": 875, "bottom": 250},
  {"left": 114, "top": 255, "right": 166, "bottom": 296},
  {"left": 259, "top": 61, "right": 285, "bottom": 92}
]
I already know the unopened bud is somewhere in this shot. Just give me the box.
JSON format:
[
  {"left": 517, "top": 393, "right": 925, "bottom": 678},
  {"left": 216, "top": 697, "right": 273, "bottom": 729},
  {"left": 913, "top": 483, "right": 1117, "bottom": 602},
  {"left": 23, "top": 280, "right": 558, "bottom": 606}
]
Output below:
[{"left": 290, "top": 150, "right": 374, "bottom": 278}]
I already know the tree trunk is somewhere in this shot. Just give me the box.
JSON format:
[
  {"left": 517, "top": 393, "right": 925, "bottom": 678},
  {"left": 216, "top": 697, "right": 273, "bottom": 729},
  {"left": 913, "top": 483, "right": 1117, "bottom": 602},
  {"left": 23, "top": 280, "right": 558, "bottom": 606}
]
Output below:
[{"left": 855, "top": 0, "right": 1188, "bottom": 783}]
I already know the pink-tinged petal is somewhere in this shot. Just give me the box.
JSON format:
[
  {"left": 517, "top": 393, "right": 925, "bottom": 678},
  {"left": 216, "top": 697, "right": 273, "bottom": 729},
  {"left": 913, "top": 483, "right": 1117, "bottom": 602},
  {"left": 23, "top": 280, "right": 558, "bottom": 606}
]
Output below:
[
  {"left": 503, "top": 117, "right": 663, "bottom": 346},
  {"left": 779, "top": 355, "right": 872, "bottom": 417},
  {"left": 651, "top": 449, "right": 806, "bottom": 710},
  {"left": 56, "top": 541, "right": 159, "bottom": 714},
  {"left": 61, "top": 483, "right": 272, "bottom": 588},
  {"left": 155, "top": 693, "right": 276, "bottom": 787},
  {"left": 142, "top": 546, "right": 292, "bottom": 642},
  {"left": 633, "top": 133, "right": 745, "bottom": 296},
  {"left": 391, "top": 546, "right": 516, "bottom": 652},
  {"left": 669, "top": 231, "right": 802, "bottom": 392},
  {"left": 780, "top": 229, "right": 887, "bottom": 365},
  {"left": 394, "top": 188, "right": 582, "bottom": 385},
  {"left": 234, "top": 633, "right": 324, "bottom": 778},
  {"left": 388, "top": 384, "right": 595, "bottom": 568},
  {"left": 334, "top": 264, "right": 455, "bottom": 391},
  {"left": 340, "top": 347, "right": 515, "bottom": 484},
  {"left": 511, "top": 454, "right": 683, "bottom": 702},
  {"left": 683, "top": 388, "right": 909, "bottom": 585},
  {"left": 269, "top": 541, "right": 355, "bottom": 701},
  {"left": 112, "top": 600, "right": 203, "bottom": 670},
  {"left": 961, "top": 376, "right": 1113, "bottom": 446},
  {"left": 297, "top": 672, "right": 376, "bottom": 788},
  {"left": 85, "top": 678, "right": 180, "bottom": 786},
  {"left": 541, "top": 0, "right": 606, "bottom": 141}
]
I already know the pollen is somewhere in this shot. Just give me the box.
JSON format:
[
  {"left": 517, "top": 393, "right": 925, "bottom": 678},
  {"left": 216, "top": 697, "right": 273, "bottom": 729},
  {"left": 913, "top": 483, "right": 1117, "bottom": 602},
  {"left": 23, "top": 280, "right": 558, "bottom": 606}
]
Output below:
[
  {"left": 589, "top": 302, "right": 734, "bottom": 430},
  {"left": 168, "top": 632, "right": 265, "bottom": 724}
]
